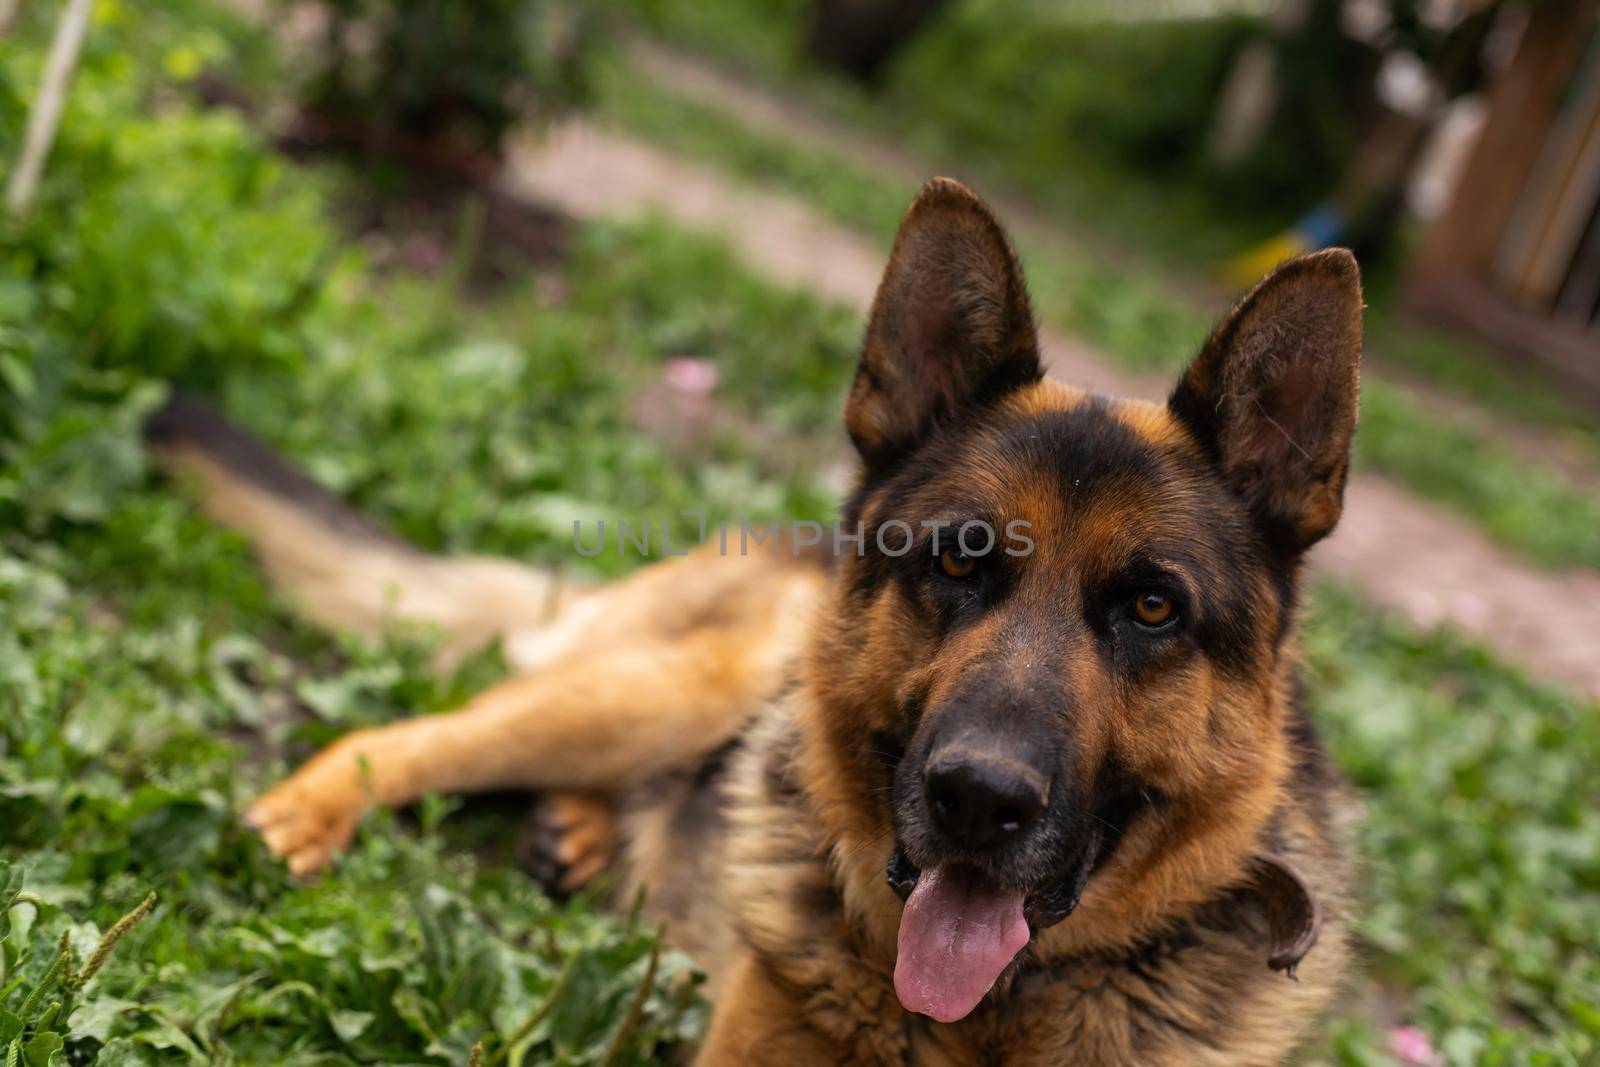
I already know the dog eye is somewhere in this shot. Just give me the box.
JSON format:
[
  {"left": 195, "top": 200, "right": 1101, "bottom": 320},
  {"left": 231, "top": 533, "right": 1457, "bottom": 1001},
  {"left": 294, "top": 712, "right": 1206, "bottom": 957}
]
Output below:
[
  {"left": 936, "top": 546, "right": 977, "bottom": 580},
  {"left": 1132, "top": 592, "right": 1176, "bottom": 628}
]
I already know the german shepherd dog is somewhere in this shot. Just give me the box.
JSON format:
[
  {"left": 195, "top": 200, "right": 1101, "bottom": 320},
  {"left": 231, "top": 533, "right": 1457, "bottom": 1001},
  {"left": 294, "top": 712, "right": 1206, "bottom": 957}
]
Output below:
[{"left": 149, "top": 179, "right": 1363, "bottom": 1064}]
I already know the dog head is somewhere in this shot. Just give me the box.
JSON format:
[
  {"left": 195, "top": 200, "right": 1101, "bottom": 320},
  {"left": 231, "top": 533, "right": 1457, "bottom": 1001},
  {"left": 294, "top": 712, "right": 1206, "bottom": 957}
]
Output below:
[{"left": 805, "top": 178, "right": 1360, "bottom": 1023}]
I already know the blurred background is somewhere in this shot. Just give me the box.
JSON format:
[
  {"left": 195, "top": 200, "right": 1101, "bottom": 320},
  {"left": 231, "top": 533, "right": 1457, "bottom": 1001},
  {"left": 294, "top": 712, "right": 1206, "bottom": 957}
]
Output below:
[{"left": 2, "top": 1, "right": 1598, "bottom": 1065}]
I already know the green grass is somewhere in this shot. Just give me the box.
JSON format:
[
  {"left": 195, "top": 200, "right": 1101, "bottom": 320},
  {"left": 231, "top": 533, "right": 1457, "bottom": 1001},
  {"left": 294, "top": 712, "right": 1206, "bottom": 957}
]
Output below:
[
  {"left": 1360, "top": 321, "right": 1600, "bottom": 451},
  {"left": 217, "top": 220, "right": 850, "bottom": 576},
  {"left": 1301, "top": 588, "right": 1600, "bottom": 1067},
  {"left": 590, "top": 57, "right": 1600, "bottom": 571}
]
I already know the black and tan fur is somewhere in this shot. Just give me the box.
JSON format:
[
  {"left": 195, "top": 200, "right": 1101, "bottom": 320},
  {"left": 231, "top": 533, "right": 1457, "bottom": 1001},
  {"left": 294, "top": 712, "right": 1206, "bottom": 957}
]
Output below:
[{"left": 150, "top": 179, "right": 1362, "bottom": 1065}]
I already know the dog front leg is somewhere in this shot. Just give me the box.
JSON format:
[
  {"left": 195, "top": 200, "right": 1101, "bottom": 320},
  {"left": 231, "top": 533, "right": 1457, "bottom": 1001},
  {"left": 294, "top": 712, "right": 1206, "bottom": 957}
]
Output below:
[{"left": 247, "top": 626, "right": 768, "bottom": 876}]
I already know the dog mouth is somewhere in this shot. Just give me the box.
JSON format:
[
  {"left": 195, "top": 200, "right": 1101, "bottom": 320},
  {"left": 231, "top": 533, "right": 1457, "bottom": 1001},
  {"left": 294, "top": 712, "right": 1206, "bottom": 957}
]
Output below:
[
  {"left": 887, "top": 793, "right": 1140, "bottom": 1023},
  {"left": 890, "top": 862, "right": 1033, "bottom": 1025},
  {"left": 886, "top": 829, "right": 1101, "bottom": 1024}
]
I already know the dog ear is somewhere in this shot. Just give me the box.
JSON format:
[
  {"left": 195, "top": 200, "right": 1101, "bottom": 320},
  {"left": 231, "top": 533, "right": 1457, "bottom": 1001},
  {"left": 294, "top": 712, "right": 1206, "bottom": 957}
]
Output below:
[
  {"left": 1168, "top": 249, "right": 1362, "bottom": 556},
  {"left": 845, "top": 177, "right": 1041, "bottom": 471}
]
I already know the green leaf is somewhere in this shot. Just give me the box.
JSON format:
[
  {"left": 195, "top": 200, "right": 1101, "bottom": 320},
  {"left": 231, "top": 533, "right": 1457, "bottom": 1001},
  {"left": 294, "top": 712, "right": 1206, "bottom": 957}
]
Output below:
[
  {"left": 91, "top": 1039, "right": 154, "bottom": 1067},
  {"left": 328, "top": 1008, "right": 374, "bottom": 1043},
  {"left": 66, "top": 995, "right": 139, "bottom": 1044},
  {"left": 20, "top": 1032, "right": 62, "bottom": 1067},
  {"left": 0, "top": 863, "right": 23, "bottom": 945}
]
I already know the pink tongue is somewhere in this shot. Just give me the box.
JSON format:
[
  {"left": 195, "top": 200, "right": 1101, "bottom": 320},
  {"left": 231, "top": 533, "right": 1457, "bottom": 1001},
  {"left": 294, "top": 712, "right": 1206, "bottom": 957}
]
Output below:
[{"left": 894, "top": 867, "right": 1030, "bottom": 1023}]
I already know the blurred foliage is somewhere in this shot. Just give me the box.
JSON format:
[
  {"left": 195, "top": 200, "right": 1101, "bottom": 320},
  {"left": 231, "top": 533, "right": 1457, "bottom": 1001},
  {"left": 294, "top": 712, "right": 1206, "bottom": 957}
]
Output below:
[
  {"left": 617, "top": 0, "right": 1301, "bottom": 255},
  {"left": 591, "top": 57, "right": 1600, "bottom": 571},
  {"left": 614, "top": 0, "right": 1483, "bottom": 257},
  {"left": 298, "top": 0, "right": 594, "bottom": 156},
  {"left": 219, "top": 219, "right": 846, "bottom": 574},
  {"left": 886, "top": 4, "right": 1330, "bottom": 220},
  {"left": 0, "top": 0, "right": 338, "bottom": 535}
]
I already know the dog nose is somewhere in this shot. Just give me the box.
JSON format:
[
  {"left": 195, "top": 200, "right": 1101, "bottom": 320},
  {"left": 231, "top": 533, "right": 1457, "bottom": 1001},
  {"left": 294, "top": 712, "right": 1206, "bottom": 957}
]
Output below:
[{"left": 923, "top": 754, "right": 1046, "bottom": 849}]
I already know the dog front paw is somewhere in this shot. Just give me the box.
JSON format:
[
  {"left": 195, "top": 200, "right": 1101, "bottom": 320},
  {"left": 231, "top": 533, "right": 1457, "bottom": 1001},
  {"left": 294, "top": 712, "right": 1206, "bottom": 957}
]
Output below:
[{"left": 244, "top": 742, "right": 375, "bottom": 878}]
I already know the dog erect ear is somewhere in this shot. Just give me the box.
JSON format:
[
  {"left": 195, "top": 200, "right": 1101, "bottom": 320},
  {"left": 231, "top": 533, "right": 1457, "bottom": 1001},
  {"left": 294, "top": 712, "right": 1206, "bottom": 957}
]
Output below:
[
  {"left": 845, "top": 178, "right": 1041, "bottom": 470},
  {"left": 1168, "top": 249, "right": 1362, "bottom": 555}
]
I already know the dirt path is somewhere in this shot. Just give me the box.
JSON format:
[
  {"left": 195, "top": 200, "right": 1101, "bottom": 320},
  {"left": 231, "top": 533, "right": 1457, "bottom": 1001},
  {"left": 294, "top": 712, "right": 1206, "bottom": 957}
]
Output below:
[
  {"left": 629, "top": 39, "right": 1600, "bottom": 500},
  {"left": 503, "top": 121, "right": 1600, "bottom": 699}
]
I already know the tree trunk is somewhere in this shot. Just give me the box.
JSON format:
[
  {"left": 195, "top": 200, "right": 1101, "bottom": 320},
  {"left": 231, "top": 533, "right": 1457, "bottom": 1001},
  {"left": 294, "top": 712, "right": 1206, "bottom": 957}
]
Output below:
[{"left": 805, "top": 0, "right": 951, "bottom": 83}]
